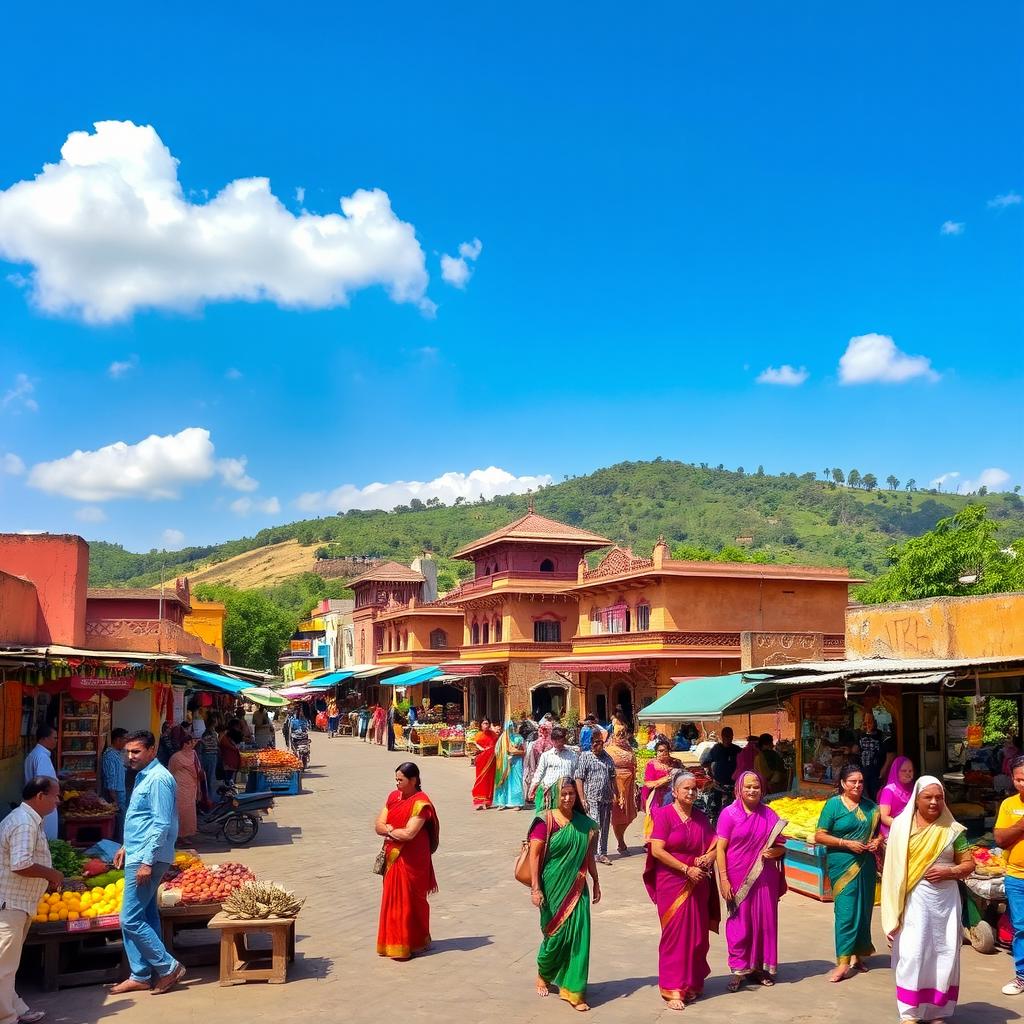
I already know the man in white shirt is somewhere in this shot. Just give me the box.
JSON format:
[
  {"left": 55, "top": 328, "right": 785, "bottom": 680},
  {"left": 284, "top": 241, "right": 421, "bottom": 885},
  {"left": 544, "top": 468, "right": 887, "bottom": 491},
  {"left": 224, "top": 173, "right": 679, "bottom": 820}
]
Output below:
[
  {"left": 23, "top": 727, "right": 59, "bottom": 841},
  {"left": 0, "top": 777, "right": 64, "bottom": 1024},
  {"left": 528, "top": 727, "right": 578, "bottom": 810}
]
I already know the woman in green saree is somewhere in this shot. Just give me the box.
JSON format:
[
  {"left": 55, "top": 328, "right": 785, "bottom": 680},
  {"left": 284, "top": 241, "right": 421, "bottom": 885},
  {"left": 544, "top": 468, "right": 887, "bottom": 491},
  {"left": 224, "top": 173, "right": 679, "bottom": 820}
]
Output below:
[
  {"left": 815, "top": 764, "right": 882, "bottom": 982},
  {"left": 528, "top": 778, "right": 602, "bottom": 1011}
]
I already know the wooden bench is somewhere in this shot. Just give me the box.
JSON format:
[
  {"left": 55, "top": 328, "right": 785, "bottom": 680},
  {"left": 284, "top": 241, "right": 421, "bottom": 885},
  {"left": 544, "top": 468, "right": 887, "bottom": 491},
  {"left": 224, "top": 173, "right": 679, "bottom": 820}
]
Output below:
[{"left": 207, "top": 911, "right": 297, "bottom": 986}]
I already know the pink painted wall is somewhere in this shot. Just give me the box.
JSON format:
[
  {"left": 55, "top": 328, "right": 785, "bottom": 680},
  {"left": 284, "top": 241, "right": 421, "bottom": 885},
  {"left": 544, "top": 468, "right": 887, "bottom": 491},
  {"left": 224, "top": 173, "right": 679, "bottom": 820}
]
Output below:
[
  {"left": 0, "top": 570, "right": 39, "bottom": 643},
  {"left": 473, "top": 542, "right": 585, "bottom": 577},
  {"left": 0, "top": 534, "right": 89, "bottom": 646},
  {"left": 86, "top": 597, "right": 185, "bottom": 625}
]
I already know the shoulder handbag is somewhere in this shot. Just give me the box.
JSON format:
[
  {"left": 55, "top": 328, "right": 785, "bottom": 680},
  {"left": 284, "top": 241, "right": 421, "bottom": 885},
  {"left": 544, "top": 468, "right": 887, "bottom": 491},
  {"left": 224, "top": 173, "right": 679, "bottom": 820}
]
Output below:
[
  {"left": 514, "top": 810, "right": 552, "bottom": 886},
  {"left": 373, "top": 843, "right": 388, "bottom": 876}
]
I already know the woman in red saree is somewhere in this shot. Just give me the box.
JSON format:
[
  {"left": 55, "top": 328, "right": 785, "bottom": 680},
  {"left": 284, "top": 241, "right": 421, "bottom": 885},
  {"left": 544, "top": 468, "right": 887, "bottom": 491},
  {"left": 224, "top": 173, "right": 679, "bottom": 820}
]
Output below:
[
  {"left": 375, "top": 761, "right": 440, "bottom": 960},
  {"left": 643, "top": 771, "right": 721, "bottom": 1010},
  {"left": 472, "top": 718, "right": 498, "bottom": 809}
]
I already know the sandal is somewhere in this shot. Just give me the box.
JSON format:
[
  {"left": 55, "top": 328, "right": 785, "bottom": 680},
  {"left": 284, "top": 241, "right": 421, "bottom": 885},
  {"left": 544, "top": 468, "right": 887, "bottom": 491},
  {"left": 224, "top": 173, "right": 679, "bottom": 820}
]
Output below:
[{"left": 727, "top": 977, "right": 745, "bottom": 993}]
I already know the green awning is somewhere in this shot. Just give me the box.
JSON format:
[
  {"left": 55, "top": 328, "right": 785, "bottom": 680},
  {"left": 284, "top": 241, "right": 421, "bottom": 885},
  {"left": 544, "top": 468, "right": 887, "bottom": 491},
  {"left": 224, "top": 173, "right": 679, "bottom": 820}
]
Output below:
[{"left": 638, "top": 673, "right": 755, "bottom": 721}]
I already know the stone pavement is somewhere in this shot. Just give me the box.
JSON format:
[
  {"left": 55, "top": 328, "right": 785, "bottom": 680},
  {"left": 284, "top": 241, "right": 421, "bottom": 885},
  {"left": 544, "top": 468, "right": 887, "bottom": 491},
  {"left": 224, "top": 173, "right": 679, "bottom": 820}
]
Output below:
[{"left": 25, "top": 737, "right": 1024, "bottom": 1024}]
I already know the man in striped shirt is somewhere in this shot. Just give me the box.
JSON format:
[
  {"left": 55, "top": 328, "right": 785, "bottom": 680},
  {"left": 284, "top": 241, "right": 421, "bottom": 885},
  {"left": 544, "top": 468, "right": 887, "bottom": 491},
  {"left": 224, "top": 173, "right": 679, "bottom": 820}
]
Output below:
[{"left": 0, "top": 777, "right": 64, "bottom": 1024}]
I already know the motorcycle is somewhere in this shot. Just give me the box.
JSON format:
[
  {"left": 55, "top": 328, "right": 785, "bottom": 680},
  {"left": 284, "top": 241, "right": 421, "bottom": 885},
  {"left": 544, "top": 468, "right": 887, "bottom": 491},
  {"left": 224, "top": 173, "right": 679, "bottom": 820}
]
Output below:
[
  {"left": 289, "top": 726, "right": 311, "bottom": 770},
  {"left": 197, "top": 782, "right": 275, "bottom": 845},
  {"left": 693, "top": 768, "right": 733, "bottom": 828}
]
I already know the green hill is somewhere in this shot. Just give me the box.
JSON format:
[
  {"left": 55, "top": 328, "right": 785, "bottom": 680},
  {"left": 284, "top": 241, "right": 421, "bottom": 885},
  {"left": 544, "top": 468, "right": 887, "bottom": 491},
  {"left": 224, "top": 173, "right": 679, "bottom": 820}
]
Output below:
[{"left": 87, "top": 460, "right": 1024, "bottom": 589}]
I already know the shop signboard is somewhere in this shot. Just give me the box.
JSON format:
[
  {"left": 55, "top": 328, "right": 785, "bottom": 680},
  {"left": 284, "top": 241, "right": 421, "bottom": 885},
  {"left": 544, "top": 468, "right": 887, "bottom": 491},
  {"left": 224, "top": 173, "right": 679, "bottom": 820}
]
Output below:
[
  {"left": 67, "top": 675, "right": 135, "bottom": 701},
  {"left": 290, "top": 639, "right": 312, "bottom": 655}
]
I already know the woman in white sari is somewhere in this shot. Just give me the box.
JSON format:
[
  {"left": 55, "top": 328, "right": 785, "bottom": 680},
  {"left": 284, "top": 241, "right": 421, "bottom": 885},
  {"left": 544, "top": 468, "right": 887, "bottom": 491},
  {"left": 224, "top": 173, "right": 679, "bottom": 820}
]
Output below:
[{"left": 881, "top": 776, "right": 975, "bottom": 1022}]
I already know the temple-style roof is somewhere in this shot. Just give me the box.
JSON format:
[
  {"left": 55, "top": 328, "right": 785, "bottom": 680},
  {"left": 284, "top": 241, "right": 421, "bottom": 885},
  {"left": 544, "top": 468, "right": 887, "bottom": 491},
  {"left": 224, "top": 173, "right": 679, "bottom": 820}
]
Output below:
[
  {"left": 454, "top": 511, "right": 612, "bottom": 559},
  {"left": 346, "top": 561, "right": 426, "bottom": 586}
]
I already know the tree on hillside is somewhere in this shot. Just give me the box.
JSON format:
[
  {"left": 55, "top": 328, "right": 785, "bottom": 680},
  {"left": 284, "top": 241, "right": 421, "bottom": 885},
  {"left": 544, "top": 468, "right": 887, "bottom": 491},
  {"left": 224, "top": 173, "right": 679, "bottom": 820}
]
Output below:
[
  {"left": 194, "top": 584, "right": 295, "bottom": 672},
  {"left": 906, "top": 479, "right": 916, "bottom": 491},
  {"left": 862, "top": 473, "right": 878, "bottom": 492},
  {"left": 848, "top": 469, "right": 862, "bottom": 489},
  {"left": 831, "top": 468, "right": 845, "bottom": 486},
  {"left": 859, "top": 504, "right": 1024, "bottom": 604},
  {"left": 886, "top": 475, "right": 900, "bottom": 490}
]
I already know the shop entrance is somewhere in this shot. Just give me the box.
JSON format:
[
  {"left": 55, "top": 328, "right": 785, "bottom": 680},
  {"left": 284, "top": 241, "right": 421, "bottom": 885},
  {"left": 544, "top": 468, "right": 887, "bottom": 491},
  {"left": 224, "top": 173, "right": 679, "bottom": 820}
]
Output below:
[
  {"left": 615, "top": 685, "right": 634, "bottom": 730},
  {"left": 532, "top": 683, "right": 568, "bottom": 720},
  {"left": 594, "top": 692, "right": 608, "bottom": 723},
  {"left": 468, "top": 677, "right": 501, "bottom": 724}
]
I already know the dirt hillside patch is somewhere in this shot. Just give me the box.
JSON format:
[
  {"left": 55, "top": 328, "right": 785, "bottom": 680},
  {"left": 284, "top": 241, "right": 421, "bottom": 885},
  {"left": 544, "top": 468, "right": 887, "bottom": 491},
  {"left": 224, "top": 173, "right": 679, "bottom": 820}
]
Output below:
[{"left": 169, "top": 539, "right": 321, "bottom": 590}]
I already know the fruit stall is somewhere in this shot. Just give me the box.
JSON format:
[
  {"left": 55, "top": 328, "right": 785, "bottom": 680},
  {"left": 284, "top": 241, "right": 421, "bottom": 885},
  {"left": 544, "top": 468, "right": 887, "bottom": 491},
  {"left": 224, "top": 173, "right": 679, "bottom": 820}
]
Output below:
[
  {"left": 60, "top": 789, "right": 117, "bottom": 845},
  {"left": 240, "top": 748, "right": 304, "bottom": 795},
  {"left": 765, "top": 795, "right": 833, "bottom": 900}
]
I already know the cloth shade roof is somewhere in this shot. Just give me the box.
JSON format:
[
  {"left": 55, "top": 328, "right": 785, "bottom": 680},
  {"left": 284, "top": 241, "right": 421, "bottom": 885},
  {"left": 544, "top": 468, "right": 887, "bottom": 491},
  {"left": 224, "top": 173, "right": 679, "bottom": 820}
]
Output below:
[
  {"left": 380, "top": 666, "right": 443, "bottom": 688},
  {"left": 350, "top": 665, "right": 398, "bottom": 679},
  {"left": 305, "top": 670, "right": 355, "bottom": 689},
  {"left": 242, "top": 686, "right": 289, "bottom": 708},
  {"left": 174, "top": 664, "right": 250, "bottom": 695},
  {"left": 279, "top": 685, "right": 316, "bottom": 698},
  {"left": 638, "top": 674, "right": 758, "bottom": 721}
]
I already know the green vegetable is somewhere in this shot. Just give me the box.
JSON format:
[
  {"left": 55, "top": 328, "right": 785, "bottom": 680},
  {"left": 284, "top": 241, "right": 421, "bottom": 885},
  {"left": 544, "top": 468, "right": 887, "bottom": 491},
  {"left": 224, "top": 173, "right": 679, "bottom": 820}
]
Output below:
[
  {"left": 48, "top": 839, "right": 85, "bottom": 877},
  {"left": 86, "top": 869, "right": 125, "bottom": 887}
]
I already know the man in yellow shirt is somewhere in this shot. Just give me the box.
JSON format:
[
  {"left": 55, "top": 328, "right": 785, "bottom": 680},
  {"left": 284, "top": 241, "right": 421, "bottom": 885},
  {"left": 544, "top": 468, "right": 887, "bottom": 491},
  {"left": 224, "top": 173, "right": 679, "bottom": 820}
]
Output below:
[{"left": 995, "top": 755, "right": 1024, "bottom": 996}]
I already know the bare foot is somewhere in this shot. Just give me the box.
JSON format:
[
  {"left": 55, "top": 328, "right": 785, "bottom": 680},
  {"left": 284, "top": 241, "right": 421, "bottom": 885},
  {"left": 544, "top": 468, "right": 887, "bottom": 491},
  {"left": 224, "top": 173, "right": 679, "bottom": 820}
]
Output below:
[
  {"left": 536, "top": 977, "right": 551, "bottom": 997},
  {"left": 110, "top": 980, "right": 151, "bottom": 994},
  {"left": 683, "top": 990, "right": 699, "bottom": 1004},
  {"left": 853, "top": 959, "right": 869, "bottom": 973},
  {"left": 666, "top": 998, "right": 685, "bottom": 1011},
  {"left": 828, "top": 965, "right": 852, "bottom": 983},
  {"left": 573, "top": 1002, "right": 590, "bottom": 1012}
]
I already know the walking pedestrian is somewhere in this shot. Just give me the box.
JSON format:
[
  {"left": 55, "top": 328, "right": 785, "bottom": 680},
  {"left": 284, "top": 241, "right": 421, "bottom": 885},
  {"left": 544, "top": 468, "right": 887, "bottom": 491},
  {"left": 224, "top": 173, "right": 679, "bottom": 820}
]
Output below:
[
  {"left": 527, "top": 727, "right": 578, "bottom": 811},
  {"left": 995, "top": 755, "right": 1024, "bottom": 996},
  {"left": 23, "top": 726, "right": 59, "bottom": 841},
  {"left": 101, "top": 728, "right": 129, "bottom": 842},
  {"left": 0, "top": 776, "right": 63, "bottom": 1024},
  {"left": 574, "top": 732, "right": 616, "bottom": 865},
  {"left": 110, "top": 730, "right": 185, "bottom": 996}
]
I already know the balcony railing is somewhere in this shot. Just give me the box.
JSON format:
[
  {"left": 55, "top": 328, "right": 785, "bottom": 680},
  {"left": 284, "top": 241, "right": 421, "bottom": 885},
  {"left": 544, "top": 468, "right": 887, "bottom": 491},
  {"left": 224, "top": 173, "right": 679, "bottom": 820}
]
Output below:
[
  {"left": 448, "top": 570, "right": 578, "bottom": 599},
  {"left": 571, "top": 630, "right": 846, "bottom": 651},
  {"left": 85, "top": 618, "right": 221, "bottom": 661}
]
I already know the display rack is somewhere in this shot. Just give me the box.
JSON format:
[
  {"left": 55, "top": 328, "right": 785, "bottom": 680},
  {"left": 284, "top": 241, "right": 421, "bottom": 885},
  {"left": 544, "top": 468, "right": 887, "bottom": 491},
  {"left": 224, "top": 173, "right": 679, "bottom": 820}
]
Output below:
[{"left": 57, "top": 694, "right": 110, "bottom": 782}]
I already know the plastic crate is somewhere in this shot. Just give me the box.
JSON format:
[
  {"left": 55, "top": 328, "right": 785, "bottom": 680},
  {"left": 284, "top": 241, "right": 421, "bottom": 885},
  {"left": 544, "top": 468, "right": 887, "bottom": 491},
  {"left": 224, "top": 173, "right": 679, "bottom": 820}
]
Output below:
[
  {"left": 253, "top": 770, "right": 301, "bottom": 795},
  {"left": 782, "top": 838, "right": 833, "bottom": 901}
]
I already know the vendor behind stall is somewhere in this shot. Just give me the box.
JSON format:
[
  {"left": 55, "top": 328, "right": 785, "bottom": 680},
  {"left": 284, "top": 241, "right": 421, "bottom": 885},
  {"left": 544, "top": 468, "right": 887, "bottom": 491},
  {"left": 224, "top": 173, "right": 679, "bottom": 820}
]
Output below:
[
  {"left": 23, "top": 726, "right": 58, "bottom": 841},
  {"left": 101, "top": 728, "right": 129, "bottom": 841}
]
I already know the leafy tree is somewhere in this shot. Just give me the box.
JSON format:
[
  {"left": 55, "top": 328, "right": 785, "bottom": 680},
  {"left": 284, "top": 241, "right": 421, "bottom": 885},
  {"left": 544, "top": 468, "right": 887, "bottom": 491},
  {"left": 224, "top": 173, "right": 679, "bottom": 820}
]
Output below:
[
  {"left": 755, "top": 465, "right": 765, "bottom": 477},
  {"left": 862, "top": 473, "right": 878, "bottom": 492},
  {"left": 194, "top": 583, "right": 295, "bottom": 672},
  {"left": 848, "top": 469, "right": 862, "bottom": 489},
  {"left": 859, "top": 504, "right": 1024, "bottom": 604},
  {"left": 906, "top": 479, "right": 916, "bottom": 491},
  {"left": 886, "top": 475, "right": 900, "bottom": 491},
  {"left": 978, "top": 485, "right": 988, "bottom": 497},
  {"left": 831, "top": 468, "right": 845, "bottom": 486}
]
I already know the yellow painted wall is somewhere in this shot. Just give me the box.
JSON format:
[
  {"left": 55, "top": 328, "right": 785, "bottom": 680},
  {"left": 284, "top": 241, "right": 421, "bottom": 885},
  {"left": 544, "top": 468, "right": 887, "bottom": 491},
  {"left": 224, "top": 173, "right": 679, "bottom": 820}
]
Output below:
[
  {"left": 184, "top": 600, "right": 226, "bottom": 660},
  {"left": 847, "top": 592, "right": 1024, "bottom": 660}
]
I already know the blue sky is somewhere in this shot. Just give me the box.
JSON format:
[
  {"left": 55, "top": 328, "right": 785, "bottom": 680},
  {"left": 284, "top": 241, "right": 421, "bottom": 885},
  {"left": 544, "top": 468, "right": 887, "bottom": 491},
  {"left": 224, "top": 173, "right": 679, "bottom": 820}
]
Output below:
[{"left": 1, "top": 3, "right": 1021, "bottom": 551}]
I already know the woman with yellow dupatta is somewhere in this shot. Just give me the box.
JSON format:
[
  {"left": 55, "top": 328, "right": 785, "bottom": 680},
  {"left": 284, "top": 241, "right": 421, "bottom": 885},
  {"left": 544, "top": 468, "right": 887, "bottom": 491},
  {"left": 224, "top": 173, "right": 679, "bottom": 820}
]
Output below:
[
  {"left": 528, "top": 778, "right": 601, "bottom": 1012},
  {"left": 375, "top": 762, "right": 440, "bottom": 960},
  {"left": 882, "top": 776, "right": 974, "bottom": 1022},
  {"left": 814, "top": 764, "right": 882, "bottom": 982},
  {"left": 493, "top": 720, "right": 525, "bottom": 809}
]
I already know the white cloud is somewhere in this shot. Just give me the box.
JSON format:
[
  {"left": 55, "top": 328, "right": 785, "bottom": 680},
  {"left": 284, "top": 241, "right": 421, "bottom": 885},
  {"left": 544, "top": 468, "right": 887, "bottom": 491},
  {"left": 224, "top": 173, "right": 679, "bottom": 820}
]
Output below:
[
  {"left": 2, "top": 373, "right": 38, "bottom": 412},
  {"left": 838, "top": 333, "right": 940, "bottom": 385},
  {"left": 440, "top": 237, "right": 483, "bottom": 289},
  {"left": 295, "top": 465, "right": 553, "bottom": 513},
  {"left": 1, "top": 453, "right": 25, "bottom": 475},
  {"left": 988, "top": 191, "right": 1022, "bottom": 209},
  {"left": 217, "top": 456, "right": 259, "bottom": 492},
  {"left": 940, "top": 220, "right": 964, "bottom": 236},
  {"left": 108, "top": 354, "right": 139, "bottom": 378},
  {"left": 27, "top": 426, "right": 254, "bottom": 502},
  {"left": 74, "top": 505, "right": 107, "bottom": 523},
  {"left": 225, "top": 367, "right": 243, "bottom": 380},
  {"left": 960, "top": 468, "right": 1012, "bottom": 494},
  {"left": 930, "top": 471, "right": 960, "bottom": 490},
  {"left": 230, "top": 495, "right": 281, "bottom": 516},
  {"left": 162, "top": 528, "right": 186, "bottom": 550},
  {"left": 756, "top": 364, "right": 809, "bottom": 386},
  {"left": 0, "top": 120, "right": 434, "bottom": 322},
  {"left": 295, "top": 186, "right": 305, "bottom": 205}
]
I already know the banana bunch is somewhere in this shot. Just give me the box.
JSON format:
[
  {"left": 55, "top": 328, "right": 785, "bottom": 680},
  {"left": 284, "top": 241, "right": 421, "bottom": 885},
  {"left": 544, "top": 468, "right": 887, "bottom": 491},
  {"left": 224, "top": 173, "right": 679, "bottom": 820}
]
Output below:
[
  {"left": 221, "top": 881, "right": 304, "bottom": 920},
  {"left": 767, "top": 796, "right": 827, "bottom": 842}
]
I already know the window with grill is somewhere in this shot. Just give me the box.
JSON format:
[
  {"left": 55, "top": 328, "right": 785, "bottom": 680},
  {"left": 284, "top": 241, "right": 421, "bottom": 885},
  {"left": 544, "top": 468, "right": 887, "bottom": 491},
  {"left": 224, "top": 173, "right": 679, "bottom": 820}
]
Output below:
[
  {"left": 429, "top": 629, "right": 448, "bottom": 649},
  {"left": 534, "top": 619, "right": 561, "bottom": 643},
  {"left": 635, "top": 603, "right": 651, "bottom": 631}
]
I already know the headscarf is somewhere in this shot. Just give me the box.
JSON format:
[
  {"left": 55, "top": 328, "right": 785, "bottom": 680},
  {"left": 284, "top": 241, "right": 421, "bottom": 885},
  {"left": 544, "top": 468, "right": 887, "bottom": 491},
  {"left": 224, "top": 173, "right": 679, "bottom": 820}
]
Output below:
[
  {"left": 882, "top": 756, "right": 914, "bottom": 802},
  {"left": 732, "top": 740, "right": 759, "bottom": 782},
  {"left": 732, "top": 767, "right": 768, "bottom": 804},
  {"left": 880, "top": 775, "right": 967, "bottom": 937}
]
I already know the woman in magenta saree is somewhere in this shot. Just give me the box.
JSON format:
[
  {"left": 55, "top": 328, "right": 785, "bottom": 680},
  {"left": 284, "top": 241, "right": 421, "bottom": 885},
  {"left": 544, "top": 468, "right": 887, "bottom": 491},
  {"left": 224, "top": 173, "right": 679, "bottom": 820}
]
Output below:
[
  {"left": 643, "top": 771, "right": 720, "bottom": 1010},
  {"left": 716, "top": 770, "right": 788, "bottom": 989}
]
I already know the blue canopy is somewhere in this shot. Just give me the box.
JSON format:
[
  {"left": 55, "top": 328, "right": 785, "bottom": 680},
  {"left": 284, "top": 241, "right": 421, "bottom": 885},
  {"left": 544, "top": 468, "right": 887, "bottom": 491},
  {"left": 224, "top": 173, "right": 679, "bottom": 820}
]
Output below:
[
  {"left": 174, "top": 664, "right": 251, "bottom": 695},
  {"left": 305, "top": 670, "right": 355, "bottom": 690},
  {"left": 380, "top": 666, "right": 442, "bottom": 688}
]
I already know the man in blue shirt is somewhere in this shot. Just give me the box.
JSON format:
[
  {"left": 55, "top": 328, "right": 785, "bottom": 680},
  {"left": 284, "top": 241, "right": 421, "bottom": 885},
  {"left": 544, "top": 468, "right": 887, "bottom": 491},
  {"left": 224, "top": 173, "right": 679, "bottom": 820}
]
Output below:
[
  {"left": 100, "top": 728, "right": 128, "bottom": 841},
  {"left": 111, "top": 730, "right": 184, "bottom": 995}
]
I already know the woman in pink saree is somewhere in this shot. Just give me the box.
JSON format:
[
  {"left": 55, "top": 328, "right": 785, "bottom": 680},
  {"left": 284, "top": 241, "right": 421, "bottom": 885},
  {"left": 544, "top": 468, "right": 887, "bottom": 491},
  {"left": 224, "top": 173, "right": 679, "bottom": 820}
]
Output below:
[
  {"left": 716, "top": 770, "right": 787, "bottom": 990},
  {"left": 643, "top": 771, "right": 720, "bottom": 1010}
]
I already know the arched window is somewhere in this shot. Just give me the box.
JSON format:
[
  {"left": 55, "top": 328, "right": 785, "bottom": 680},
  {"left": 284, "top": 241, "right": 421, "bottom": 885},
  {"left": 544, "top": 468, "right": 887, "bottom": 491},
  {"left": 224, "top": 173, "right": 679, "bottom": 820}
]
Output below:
[
  {"left": 590, "top": 606, "right": 602, "bottom": 635},
  {"left": 539, "top": 558, "right": 555, "bottom": 572},
  {"left": 635, "top": 602, "right": 651, "bottom": 631},
  {"left": 430, "top": 628, "right": 448, "bottom": 650},
  {"left": 482, "top": 622, "right": 490, "bottom": 644},
  {"left": 534, "top": 617, "right": 561, "bottom": 643},
  {"left": 493, "top": 616, "right": 502, "bottom": 642},
  {"left": 471, "top": 622, "right": 480, "bottom": 645}
]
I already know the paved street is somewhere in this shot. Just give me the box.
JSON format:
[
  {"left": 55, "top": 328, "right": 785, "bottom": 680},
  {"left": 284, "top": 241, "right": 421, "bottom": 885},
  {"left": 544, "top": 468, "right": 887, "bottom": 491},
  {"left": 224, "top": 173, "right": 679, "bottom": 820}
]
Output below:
[{"left": 25, "top": 737, "right": 1024, "bottom": 1024}]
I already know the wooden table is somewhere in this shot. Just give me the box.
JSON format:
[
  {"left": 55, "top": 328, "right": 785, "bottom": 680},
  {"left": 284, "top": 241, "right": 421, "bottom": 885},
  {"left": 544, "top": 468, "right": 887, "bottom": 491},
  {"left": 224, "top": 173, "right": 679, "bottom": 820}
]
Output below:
[
  {"left": 24, "top": 922, "right": 126, "bottom": 991},
  {"left": 207, "top": 911, "right": 297, "bottom": 985},
  {"left": 159, "top": 901, "right": 222, "bottom": 967}
]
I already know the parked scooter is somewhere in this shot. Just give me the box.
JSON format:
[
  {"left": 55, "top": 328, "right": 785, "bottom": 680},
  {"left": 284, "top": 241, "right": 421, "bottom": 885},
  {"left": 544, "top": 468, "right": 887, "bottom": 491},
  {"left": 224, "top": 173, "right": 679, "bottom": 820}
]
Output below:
[{"left": 197, "top": 782, "right": 274, "bottom": 845}]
